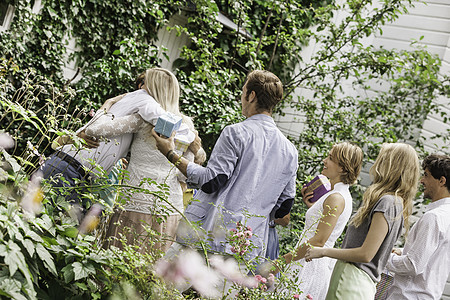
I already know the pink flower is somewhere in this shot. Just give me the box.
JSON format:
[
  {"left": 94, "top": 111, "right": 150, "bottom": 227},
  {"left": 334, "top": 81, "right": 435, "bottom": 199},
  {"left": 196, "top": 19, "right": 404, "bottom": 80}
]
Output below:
[
  {"left": 306, "top": 294, "right": 313, "bottom": 299},
  {"left": 255, "top": 275, "right": 267, "bottom": 284},
  {"left": 231, "top": 246, "right": 237, "bottom": 253},
  {"left": 209, "top": 255, "right": 258, "bottom": 288},
  {"left": 293, "top": 294, "right": 300, "bottom": 299},
  {"left": 155, "top": 250, "right": 220, "bottom": 298},
  {"left": 246, "top": 226, "right": 252, "bottom": 231},
  {"left": 230, "top": 228, "right": 237, "bottom": 233},
  {"left": 244, "top": 230, "right": 253, "bottom": 238},
  {"left": 88, "top": 109, "right": 95, "bottom": 117}
]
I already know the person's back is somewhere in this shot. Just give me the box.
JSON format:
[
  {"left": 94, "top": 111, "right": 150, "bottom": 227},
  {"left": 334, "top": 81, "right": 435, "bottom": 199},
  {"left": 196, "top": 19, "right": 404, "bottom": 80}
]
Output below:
[
  {"left": 184, "top": 113, "right": 297, "bottom": 258},
  {"left": 62, "top": 89, "right": 160, "bottom": 174}
]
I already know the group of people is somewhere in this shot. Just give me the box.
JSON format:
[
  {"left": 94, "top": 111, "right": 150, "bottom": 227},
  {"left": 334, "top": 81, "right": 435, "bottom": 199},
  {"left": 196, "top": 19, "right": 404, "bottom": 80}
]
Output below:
[{"left": 40, "top": 67, "right": 450, "bottom": 299}]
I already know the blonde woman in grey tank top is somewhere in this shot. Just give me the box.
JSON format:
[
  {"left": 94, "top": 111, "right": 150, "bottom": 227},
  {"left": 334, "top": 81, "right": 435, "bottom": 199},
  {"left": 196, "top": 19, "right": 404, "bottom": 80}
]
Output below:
[{"left": 305, "top": 143, "right": 421, "bottom": 300}]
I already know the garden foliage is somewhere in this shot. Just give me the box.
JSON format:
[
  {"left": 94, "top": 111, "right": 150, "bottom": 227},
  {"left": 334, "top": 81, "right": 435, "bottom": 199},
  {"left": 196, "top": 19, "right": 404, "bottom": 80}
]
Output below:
[{"left": 0, "top": 0, "right": 449, "bottom": 298}]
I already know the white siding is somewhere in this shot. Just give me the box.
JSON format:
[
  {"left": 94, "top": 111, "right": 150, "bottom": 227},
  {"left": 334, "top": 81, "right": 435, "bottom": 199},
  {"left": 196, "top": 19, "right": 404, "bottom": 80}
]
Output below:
[
  {"left": 0, "top": 4, "right": 15, "bottom": 32},
  {"left": 372, "top": 0, "right": 450, "bottom": 155},
  {"left": 153, "top": 14, "right": 190, "bottom": 71},
  {"left": 62, "top": 30, "right": 81, "bottom": 82}
]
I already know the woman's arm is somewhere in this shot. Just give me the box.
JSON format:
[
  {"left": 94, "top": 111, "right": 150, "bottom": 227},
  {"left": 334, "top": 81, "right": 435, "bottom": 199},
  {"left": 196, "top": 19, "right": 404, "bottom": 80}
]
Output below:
[
  {"left": 51, "top": 130, "right": 100, "bottom": 150},
  {"left": 85, "top": 114, "right": 144, "bottom": 139},
  {"left": 305, "top": 212, "right": 389, "bottom": 263},
  {"left": 284, "top": 193, "right": 346, "bottom": 264},
  {"left": 98, "top": 93, "right": 126, "bottom": 112}
]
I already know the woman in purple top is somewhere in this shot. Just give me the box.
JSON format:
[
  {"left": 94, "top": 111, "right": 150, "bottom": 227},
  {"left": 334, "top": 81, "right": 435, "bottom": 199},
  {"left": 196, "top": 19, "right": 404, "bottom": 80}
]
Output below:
[{"left": 305, "top": 143, "right": 421, "bottom": 299}]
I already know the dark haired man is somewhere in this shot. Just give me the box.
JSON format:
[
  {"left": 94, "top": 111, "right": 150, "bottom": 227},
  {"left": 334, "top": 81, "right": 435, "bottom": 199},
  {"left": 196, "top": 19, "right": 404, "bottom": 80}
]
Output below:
[
  {"left": 386, "top": 154, "right": 450, "bottom": 300},
  {"left": 152, "top": 70, "right": 298, "bottom": 259}
]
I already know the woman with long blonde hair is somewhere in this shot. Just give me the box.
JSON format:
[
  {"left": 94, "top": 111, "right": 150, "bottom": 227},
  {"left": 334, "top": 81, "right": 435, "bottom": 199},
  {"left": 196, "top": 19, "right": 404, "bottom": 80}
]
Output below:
[
  {"left": 305, "top": 143, "right": 420, "bottom": 299},
  {"left": 86, "top": 67, "right": 205, "bottom": 253}
]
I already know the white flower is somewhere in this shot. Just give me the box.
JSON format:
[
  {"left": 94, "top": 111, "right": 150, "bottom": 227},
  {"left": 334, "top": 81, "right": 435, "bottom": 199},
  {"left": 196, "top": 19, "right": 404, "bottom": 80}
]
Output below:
[
  {"left": 0, "top": 133, "right": 14, "bottom": 150},
  {"left": 78, "top": 203, "right": 103, "bottom": 234},
  {"left": 21, "top": 172, "right": 44, "bottom": 217}
]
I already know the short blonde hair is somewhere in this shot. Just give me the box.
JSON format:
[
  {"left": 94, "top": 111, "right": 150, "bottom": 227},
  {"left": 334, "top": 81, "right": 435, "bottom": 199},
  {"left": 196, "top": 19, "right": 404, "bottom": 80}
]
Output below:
[
  {"left": 351, "top": 143, "right": 420, "bottom": 232},
  {"left": 144, "top": 68, "right": 180, "bottom": 115},
  {"left": 329, "top": 142, "right": 364, "bottom": 184}
]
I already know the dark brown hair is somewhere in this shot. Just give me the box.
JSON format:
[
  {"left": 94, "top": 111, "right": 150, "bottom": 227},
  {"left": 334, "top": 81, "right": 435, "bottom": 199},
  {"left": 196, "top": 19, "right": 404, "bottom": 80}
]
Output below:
[
  {"left": 245, "top": 70, "right": 283, "bottom": 113},
  {"left": 422, "top": 154, "right": 450, "bottom": 192}
]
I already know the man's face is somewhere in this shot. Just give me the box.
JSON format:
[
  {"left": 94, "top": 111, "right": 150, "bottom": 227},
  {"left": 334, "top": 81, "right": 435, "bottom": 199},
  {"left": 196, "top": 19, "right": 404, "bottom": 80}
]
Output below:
[{"left": 420, "top": 168, "right": 440, "bottom": 201}]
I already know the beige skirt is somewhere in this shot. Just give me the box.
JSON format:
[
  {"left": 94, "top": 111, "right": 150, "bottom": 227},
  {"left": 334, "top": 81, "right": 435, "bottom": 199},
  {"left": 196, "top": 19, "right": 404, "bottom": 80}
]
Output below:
[{"left": 103, "top": 210, "right": 182, "bottom": 254}]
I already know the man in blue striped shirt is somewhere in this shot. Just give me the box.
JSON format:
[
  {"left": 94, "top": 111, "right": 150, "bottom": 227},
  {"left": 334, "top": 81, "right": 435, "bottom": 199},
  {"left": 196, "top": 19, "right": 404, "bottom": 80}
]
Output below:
[{"left": 152, "top": 70, "right": 298, "bottom": 260}]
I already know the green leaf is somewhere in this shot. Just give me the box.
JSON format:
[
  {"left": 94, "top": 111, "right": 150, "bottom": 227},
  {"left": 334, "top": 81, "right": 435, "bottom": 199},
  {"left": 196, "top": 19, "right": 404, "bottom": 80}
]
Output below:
[
  {"left": 36, "top": 243, "right": 57, "bottom": 276},
  {"left": 0, "top": 278, "right": 28, "bottom": 300},
  {"left": 63, "top": 227, "right": 79, "bottom": 238},
  {"left": 73, "top": 261, "right": 96, "bottom": 281},
  {"left": 61, "top": 265, "right": 75, "bottom": 283},
  {"left": 75, "top": 282, "right": 88, "bottom": 291},
  {"left": 25, "top": 231, "right": 43, "bottom": 243},
  {"left": 4, "top": 241, "right": 23, "bottom": 276},
  {"left": 1, "top": 150, "right": 21, "bottom": 173},
  {"left": 22, "top": 239, "right": 35, "bottom": 257}
]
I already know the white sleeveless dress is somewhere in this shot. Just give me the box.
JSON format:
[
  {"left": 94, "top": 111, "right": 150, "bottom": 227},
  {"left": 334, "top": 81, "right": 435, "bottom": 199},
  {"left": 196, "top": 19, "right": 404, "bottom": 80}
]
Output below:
[{"left": 283, "top": 182, "right": 353, "bottom": 299}]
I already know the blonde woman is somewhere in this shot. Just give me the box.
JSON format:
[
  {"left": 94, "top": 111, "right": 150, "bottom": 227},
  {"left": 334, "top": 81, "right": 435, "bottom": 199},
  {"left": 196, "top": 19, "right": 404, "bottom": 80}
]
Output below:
[
  {"left": 85, "top": 68, "right": 204, "bottom": 253},
  {"left": 278, "top": 142, "right": 363, "bottom": 299},
  {"left": 305, "top": 143, "right": 420, "bottom": 299}
]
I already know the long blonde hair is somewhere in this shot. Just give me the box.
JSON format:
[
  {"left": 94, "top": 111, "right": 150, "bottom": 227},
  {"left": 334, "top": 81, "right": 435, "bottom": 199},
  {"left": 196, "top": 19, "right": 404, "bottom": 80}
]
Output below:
[
  {"left": 144, "top": 68, "right": 202, "bottom": 158},
  {"left": 350, "top": 143, "right": 420, "bottom": 233},
  {"left": 144, "top": 67, "right": 180, "bottom": 115}
]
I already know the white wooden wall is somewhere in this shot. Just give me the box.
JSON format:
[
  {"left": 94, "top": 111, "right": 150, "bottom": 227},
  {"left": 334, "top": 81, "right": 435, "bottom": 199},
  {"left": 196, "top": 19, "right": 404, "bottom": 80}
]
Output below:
[
  {"left": 153, "top": 13, "right": 189, "bottom": 71},
  {"left": 371, "top": 0, "right": 450, "bottom": 155}
]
